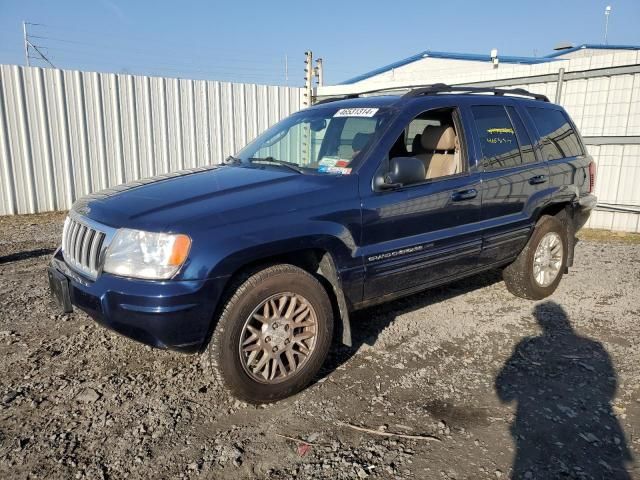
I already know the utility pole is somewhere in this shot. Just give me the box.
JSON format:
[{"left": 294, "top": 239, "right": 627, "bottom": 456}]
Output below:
[
  {"left": 604, "top": 5, "right": 612, "bottom": 45},
  {"left": 303, "top": 50, "right": 313, "bottom": 107},
  {"left": 302, "top": 50, "right": 314, "bottom": 165},
  {"left": 314, "top": 58, "right": 324, "bottom": 87},
  {"left": 23, "top": 21, "right": 30, "bottom": 66}
]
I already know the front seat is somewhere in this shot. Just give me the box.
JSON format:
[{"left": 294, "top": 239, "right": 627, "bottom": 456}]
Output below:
[
  {"left": 411, "top": 133, "right": 423, "bottom": 156},
  {"left": 415, "top": 125, "right": 459, "bottom": 179}
]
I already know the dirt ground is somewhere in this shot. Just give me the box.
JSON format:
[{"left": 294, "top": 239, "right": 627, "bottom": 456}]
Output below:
[{"left": 0, "top": 212, "right": 639, "bottom": 479}]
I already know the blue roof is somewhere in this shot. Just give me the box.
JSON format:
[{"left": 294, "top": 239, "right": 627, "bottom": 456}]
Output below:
[
  {"left": 543, "top": 43, "right": 640, "bottom": 58},
  {"left": 340, "top": 44, "right": 640, "bottom": 85}
]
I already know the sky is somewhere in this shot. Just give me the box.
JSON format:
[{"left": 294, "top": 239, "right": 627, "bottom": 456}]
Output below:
[{"left": 1, "top": 0, "right": 639, "bottom": 86}]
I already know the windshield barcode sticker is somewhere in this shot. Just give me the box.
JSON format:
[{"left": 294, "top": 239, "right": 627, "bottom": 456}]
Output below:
[{"left": 334, "top": 108, "right": 379, "bottom": 118}]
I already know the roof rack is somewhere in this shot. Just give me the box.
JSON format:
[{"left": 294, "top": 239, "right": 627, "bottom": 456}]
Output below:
[
  {"left": 313, "top": 83, "right": 549, "bottom": 106},
  {"left": 403, "top": 83, "right": 549, "bottom": 102},
  {"left": 314, "top": 85, "right": 414, "bottom": 105}
]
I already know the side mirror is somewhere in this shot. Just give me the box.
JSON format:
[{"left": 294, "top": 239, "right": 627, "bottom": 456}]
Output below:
[
  {"left": 309, "top": 119, "right": 327, "bottom": 132},
  {"left": 375, "top": 157, "right": 426, "bottom": 190}
]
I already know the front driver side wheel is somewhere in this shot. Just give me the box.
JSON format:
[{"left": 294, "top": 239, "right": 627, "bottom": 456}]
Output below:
[{"left": 206, "top": 264, "right": 333, "bottom": 403}]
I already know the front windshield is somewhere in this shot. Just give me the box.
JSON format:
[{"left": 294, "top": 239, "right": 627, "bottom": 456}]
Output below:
[{"left": 234, "top": 106, "right": 392, "bottom": 174}]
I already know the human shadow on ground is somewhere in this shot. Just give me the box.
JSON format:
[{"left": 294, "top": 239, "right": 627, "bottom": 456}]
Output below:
[{"left": 495, "top": 301, "right": 633, "bottom": 479}]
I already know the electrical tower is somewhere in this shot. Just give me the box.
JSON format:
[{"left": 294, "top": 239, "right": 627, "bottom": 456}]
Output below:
[{"left": 22, "top": 21, "right": 55, "bottom": 68}]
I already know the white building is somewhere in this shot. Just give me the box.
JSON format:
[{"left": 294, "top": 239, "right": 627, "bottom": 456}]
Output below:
[{"left": 326, "top": 44, "right": 640, "bottom": 91}]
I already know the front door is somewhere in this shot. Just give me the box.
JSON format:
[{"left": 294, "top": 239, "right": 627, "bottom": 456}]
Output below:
[{"left": 360, "top": 105, "right": 483, "bottom": 301}]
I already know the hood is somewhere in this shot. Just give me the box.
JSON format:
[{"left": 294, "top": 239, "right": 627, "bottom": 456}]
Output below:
[{"left": 73, "top": 165, "right": 327, "bottom": 232}]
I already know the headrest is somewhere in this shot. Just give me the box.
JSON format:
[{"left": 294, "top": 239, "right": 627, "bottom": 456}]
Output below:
[
  {"left": 421, "top": 125, "right": 456, "bottom": 151},
  {"left": 352, "top": 132, "right": 371, "bottom": 151}
]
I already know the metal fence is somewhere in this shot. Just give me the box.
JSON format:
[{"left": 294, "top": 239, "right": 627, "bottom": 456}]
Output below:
[
  {"left": 3, "top": 59, "right": 640, "bottom": 233},
  {"left": 0, "top": 64, "right": 304, "bottom": 215}
]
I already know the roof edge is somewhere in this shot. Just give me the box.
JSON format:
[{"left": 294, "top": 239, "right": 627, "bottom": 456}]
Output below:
[
  {"left": 544, "top": 43, "right": 640, "bottom": 58},
  {"left": 340, "top": 44, "right": 640, "bottom": 85}
]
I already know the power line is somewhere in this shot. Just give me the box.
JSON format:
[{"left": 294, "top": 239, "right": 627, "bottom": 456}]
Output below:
[
  {"left": 22, "top": 22, "right": 292, "bottom": 59},
  {"left": 25, "top": 35, "right": 287, "bottom": 67},
  {"left": 15, "top": 22, "right": 355, "bottom": 85},
  {"left": 37, "top": 45, "right": 284, "bottom": 73}
]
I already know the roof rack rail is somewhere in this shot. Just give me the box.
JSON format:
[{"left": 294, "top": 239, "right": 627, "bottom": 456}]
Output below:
[
  {"left": 314, "top": 85, "right": 424, "bottom": 105},
  {"left": 313, "top": 83, "right": 549, "bottom": 106},
  {"left": 403, "top": 83, "right": 549, "bottom": 102},
  {"left": 314, "top": 94, "right": 359, "bottom": 105}
]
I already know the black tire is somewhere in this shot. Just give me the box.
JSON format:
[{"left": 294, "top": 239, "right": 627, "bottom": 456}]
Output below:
[
  {"left": 206, "top": 264, "right": 333, "bottom": 404},
  {"left": 503, "top": 215, "right": 568, "bottom": 300}
]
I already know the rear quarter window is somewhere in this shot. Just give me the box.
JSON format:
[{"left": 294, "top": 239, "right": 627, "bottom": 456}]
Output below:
[{"left": 527, "top": 107, "right": 584, "bottom": 160}]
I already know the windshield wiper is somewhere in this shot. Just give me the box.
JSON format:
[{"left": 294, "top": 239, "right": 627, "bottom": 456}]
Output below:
[{"left": 248, "top": 157, "right": 304, "bottom": 174}]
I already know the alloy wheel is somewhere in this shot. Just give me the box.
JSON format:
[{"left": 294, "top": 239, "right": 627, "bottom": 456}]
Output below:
[{"left": 238, "top": 292, "right": 318, "bottom": 383}]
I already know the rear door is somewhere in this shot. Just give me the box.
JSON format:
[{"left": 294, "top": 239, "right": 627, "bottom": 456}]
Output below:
[
  {"left": 470, "top": 102, "right": 550, "bottom": 266},
  {"left": 524, "top": 105, "right": 590, "bottom": 203}
]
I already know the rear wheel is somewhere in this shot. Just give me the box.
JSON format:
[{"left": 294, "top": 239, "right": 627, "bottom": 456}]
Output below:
[
  {"left": 503, "top": 215, "right": 568, "bottom": 300},
  {"left": 206, "top": 264, "right": 333, "bottom": 403}
]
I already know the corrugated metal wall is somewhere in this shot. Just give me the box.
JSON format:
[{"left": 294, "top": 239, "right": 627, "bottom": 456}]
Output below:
[
  {"left": 0, "top": 64, "right": 304, "bottom": 215},
  {"left": 502, "top": 74, "right": 640, "bottom": 233}
]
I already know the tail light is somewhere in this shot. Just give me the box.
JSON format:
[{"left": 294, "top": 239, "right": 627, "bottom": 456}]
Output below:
[{"left": 588, "top": 160, "right": 596, "bottom": 193}]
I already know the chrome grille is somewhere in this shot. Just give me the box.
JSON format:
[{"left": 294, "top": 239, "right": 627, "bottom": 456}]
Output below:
[{"left": 61, "top": 215, "right": 108, "bottom": 279}]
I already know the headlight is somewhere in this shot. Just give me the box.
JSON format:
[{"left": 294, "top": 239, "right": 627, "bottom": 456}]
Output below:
[{"left": 103, "top": 229, "right": 191, "bottom": 280}]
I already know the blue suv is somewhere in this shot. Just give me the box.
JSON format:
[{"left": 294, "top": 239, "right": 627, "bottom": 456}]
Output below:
[{"left": 48, "top": 84, "right": 597, "bottom": 403}]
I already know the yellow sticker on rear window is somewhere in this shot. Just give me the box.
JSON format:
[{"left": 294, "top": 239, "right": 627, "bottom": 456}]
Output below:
[{"left": 487, "top": 128, "right": 514, "bottom": 134}]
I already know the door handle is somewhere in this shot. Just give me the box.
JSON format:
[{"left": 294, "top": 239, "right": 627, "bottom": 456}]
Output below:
[
  {"left": 529, "top": 174, "right": 548, "bottom": 185},
  {"left": 451, "top": 189, "right": 478, "bottom": 201}
]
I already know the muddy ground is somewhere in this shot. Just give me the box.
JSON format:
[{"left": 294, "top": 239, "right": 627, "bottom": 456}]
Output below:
[{"left": 0, "top": 212, "right": 639, "bottom": 479}]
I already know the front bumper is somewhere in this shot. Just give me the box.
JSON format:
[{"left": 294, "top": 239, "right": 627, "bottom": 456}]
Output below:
[{"left": 49, "top": 249, "right": 226, "bottom": 353}]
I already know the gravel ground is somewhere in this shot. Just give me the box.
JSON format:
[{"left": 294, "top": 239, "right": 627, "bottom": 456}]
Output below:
[{"left": 0, "top": 212, "right": 639, "bottom": 479}]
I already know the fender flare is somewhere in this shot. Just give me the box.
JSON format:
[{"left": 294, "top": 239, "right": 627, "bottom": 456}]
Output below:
[{"left": 317, "top": 252, "right": 352, "bottom": 347}]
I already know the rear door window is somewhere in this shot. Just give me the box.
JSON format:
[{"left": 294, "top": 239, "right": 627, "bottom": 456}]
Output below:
[
  {"left": 471, "top": 105, "right": 523, "bottom": 170},
  {"left": 506, "top": 106, "right": 537, "bottom": 165},
  {"left": 527, "top": 107, "right": 584, "bottom": 160}
]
